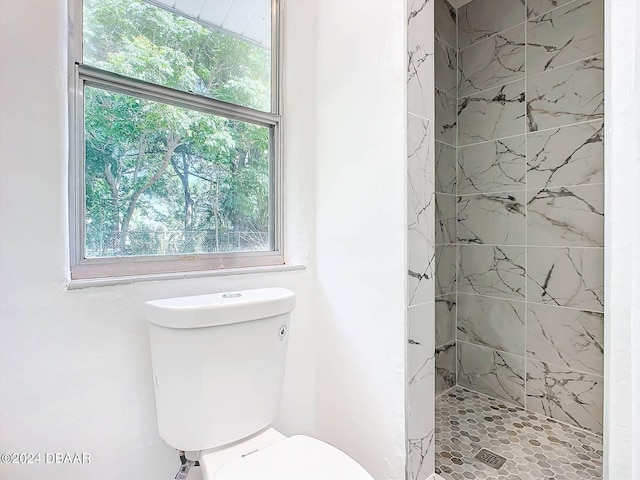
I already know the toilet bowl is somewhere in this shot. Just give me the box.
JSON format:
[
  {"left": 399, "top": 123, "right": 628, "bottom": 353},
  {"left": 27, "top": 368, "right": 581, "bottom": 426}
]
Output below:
[
  {"left": 145, "top": 288, "right": 374, "bottom": 480},
  {"left": 197, "top": 428, "right": 373, "bottom": 480}
]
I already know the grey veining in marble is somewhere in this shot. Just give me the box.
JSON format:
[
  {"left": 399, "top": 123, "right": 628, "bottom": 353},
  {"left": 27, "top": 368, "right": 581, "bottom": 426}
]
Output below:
[
  {"left": 527, "top": 55, "right": 604, "bottom": 132},
  {"left": 458, "top": 136, "right": 526, "bottom": 194},
  {"left": 527, "top": 120, "right": 604, "bottom": 189},
  {"left": 436, "top": 245, "right": 457, "bottom": 297},
  {"left": 526, "top": 359, "right": 603, "bottom": 434},
  {"left": 459, "top": 245, "right": 526, "bottom": 300},
  {"left": 408, "top": 302, "right": 435, "bottom": 400},
  {"left": 408, "top": 432, "right": 435, "bottom": 480},
  {"left": 435, "top": 294, "right": 456, "bottom": 347},
  {"left": 459, "top": 24, "right": 525, "bottom": 97},
  {"left": 436, "top": 141, "right": 456, "bottom": 194},
  {"left": 435, "top": 0, "right": 457, "bottom": 49},
  {"left": 436, "top": 89, "right": 457, "bottom": 145},
  {"left": 408, "top": 115, "right": 435, "bottom": 306},
  {"left": 408, "top": 0, "right": 435, "bottom": 120},
  {"left": 457, "top": 293, "right": 525, "bottom": 355},
  {"left": 527, "top": 247, "right": 604, "bottom": 311},
  {"left": 457, "top": 192, "right": 526, "bottom": 245},
  {"left": 458, "top": 0, "right": 525, "bottom": 49},
  {"left": 527, "top": 0, "right": 575, "bottom": 19},
  {"left": 527, "top": 0, "right": 603, "bottom": 74},
  {"left": 436, "top": 341, "right": 456, "bottom": 396},
  {"left": 527, "top": 184, "right": 604, "bottom": 247},
  {"left": 408, "top": 302, "right": 435, "bottom": 480},
  {"left": 435, "top": 34, "right": 457, "bottom": 95},
  {"left": 436, "top": 193, "right": 456, "bottom": 245},
  {"left": 457, "top": 341, "right": 525, "bottom": 407},
  {"left": 458, "top": 80, "right": 526, "bottom": 146},
  {"left": 527, "top": 303, "right": 604, "bottom": 375}
]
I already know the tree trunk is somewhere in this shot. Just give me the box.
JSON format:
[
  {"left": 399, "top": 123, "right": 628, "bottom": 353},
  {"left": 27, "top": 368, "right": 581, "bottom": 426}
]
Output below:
[{"left": 118, "top": 134, "right": 181, "bottom": 254}]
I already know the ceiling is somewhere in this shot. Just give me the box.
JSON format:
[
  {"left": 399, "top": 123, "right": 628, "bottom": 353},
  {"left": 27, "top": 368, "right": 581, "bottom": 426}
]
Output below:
[
  {"left": 447, "top": 0, "right": 473, "bottom": 7},
  {"left": 145, "top": 0, "right": 272, "bottom": 49}
]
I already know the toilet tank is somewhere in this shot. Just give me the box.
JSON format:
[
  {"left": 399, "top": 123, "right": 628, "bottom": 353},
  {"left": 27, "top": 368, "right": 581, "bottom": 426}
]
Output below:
[{"left": 144, "top": 288, "right": 296, "bottom": 452}]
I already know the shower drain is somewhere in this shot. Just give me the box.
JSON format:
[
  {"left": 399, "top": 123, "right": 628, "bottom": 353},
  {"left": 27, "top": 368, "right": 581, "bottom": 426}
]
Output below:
[{"left": 474, "top": 448, "right": 507, "bottom": 469}]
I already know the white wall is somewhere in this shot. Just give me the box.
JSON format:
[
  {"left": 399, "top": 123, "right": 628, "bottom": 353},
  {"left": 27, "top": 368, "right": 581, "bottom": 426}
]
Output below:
[
  {"left": 0, "top": 1, "right": 408, "bottom": 480},
  {"left": 604, "top": 1, "right": 640, "bottom": 478},
  {"left": 313, "top": 1, "right": 407, "bottom": 479}
]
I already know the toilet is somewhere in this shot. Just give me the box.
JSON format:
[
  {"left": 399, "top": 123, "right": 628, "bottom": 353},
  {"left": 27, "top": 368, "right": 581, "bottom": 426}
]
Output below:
[{"left": 145, "top": 287, "right": 374, "bottom": 480}]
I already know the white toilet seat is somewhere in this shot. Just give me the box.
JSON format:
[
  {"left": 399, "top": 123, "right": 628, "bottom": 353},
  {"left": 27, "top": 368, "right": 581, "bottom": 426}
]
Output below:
[{"left": 211, "top": 435, "right": 374, "bottom": 480}]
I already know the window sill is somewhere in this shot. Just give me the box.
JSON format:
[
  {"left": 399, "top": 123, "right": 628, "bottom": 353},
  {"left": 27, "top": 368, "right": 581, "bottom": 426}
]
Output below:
[{"left": 67, "top": 264, "right": 306, "bottom": 290}]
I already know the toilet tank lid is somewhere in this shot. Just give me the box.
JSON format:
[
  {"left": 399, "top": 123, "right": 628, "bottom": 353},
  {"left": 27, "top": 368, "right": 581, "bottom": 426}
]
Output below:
[
  {"left": 212, "top": 435, "right": 374, "bottom": 480},
  {"left": 144, "top": 287, "right": 295, "bottom": 329}
]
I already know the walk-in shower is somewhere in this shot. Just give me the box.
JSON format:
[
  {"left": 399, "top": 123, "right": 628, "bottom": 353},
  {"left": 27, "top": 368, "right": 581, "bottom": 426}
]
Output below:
[{"left": 408, "top": 0, "right": 605, "bottom": 478}]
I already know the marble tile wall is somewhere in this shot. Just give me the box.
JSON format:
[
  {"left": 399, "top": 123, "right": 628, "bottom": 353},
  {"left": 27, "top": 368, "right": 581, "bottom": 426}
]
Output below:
[
  {"left": 434, "top": 0, "right": 458, "bottom": 400},
  {"left": 407, "top": 0, "right": 436, "bottom": 478},
  {"left": 451, "top": 0, "right": 605, "bottom": 435}
]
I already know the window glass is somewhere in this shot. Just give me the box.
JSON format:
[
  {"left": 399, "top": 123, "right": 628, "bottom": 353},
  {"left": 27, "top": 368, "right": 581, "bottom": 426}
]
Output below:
[
  {"left": 83, "top": 0, "right": 272, "bottom": 112},
  {"left": 84, "top": 85, "right": 271, "bottom": 258}
]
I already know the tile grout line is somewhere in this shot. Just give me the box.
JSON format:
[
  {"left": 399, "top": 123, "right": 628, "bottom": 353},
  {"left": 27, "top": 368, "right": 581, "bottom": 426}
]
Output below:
[
  {"left": 457, "top": 183, "right": 605, "bottom": 197},
  {"left": 456, "top": 243, "right": 604, "bottom": 249},
  {"left": 455, "top": 291, "right": 605, "bottom": 315},
  {"left": 527, "top": 0, "right": 590, "bottom": 23},
  {"left": 408, "top": 110, "right": 433, "bottom": 123},
  {"left": 455, "top": 338, "right": 604, "bottom": 382},
  {"left": 454, "top": 0, "right": 460, "bottom": 390},
  {"left": 458, "top": 0, "right": 587, "bottom": 53},
  {"left": 524, "top": 0, "right": 529, "bottom": 409},
  {"left": 457, "top": 117, "right": 604, "bottom": 148},
  {"left": 459, "top": 21, "right": 526, "bottom": 53},
  {"left": 444, "top": 384, "right": 604, "bottom": 439},
  {"left": 457, "top": 52, "right": 604, "bottom": 102}
]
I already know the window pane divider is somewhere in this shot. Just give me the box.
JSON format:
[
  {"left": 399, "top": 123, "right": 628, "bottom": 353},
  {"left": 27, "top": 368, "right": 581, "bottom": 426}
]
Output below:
[{"left": 78, "top": 64, "right": 280, "bottom": 127}]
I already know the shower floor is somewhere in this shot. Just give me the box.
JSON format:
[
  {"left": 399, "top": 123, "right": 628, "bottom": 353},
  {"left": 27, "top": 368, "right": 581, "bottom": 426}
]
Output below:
[{"left": 435, "top": 387, "right": 603, "bottom": 480}]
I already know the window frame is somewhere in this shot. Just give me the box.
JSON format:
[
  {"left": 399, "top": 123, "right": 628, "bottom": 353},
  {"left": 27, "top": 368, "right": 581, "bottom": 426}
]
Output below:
[{"left": 68, "top": 0, "right": 284, "bottom": 280}]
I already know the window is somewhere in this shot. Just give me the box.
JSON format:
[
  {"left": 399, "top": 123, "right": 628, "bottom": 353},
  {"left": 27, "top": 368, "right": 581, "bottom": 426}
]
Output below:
[{"left": 69, "top": 0, "right": 282, "bottom": 280}]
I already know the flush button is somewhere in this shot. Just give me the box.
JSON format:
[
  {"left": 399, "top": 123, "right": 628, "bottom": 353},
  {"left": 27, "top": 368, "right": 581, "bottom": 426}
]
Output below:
[{"left": 222, "top": 293, "right": 242, "bottom": 298}]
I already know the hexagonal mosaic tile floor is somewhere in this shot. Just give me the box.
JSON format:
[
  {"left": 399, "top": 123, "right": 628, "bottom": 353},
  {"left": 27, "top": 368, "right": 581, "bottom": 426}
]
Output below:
[{"left": 435, "top": 387, "right": 603, "bottom": 480}]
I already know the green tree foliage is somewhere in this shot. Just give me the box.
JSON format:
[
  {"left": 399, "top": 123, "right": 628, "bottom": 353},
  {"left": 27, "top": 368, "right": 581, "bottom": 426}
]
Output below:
[{"left": 82, "top": 0, "right": 271, "bottom": 257}]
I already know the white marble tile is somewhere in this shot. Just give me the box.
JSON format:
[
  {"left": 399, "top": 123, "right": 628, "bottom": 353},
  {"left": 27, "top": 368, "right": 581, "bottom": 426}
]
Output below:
[
  {"left": 408, "top": 301, "right": 436, "bottom": 480},
  {"left": 527, "top": 247, "right": 604, "bottom": 311},
  {"left": 458, "top": 80, "right": 526, "bottom": 146},
  {"left": 458, "top": 245, "right": 526, "bottom": 300},
  {"left": 435, "top": 294, "right": 456, "bottom": 347},
  {"left": 459, "top": 24, "right": 525, "bottom": 97},
  {"left": 457, "top": 341, "right": 525, "bottom": 407},
  {"left": 408, "top": 115, "right": 435, "bottom": 306},
  {"left": 408, "top": 0, "right": 435, "bottom": 120},
  {"left": 435, "top": 341, "right": 456, "bottom": 396},
  {"left": 457, "top": 192, "right": 526, "bottom": 245},
  {"left": 527, "top": 303, "right": 604, "bottom": 375},
  {"left": 458, "top": 135, "right": 526, "bottom": 194},
  {"left": 435, "top": 89, "right": 457, "bottom": 145},
  {"left": 527, "top": 0, "right": 575, "bottom": 19},
  {"left": 527, "top": 120, "right": 604, "bottom": 189},
  {"left": 436, "top": 245, "right": 457, "bottom": 297},
  {"left": 526, "top": 359, "right": 603, "bottom": 434},
  {"left": 527, "top": 0, "right": 604, "bottom": 74},
  {"left": 434, "top": 0, "right": 456, "bottom": 49},
  {"left": 527, "top": 184, "right": 604, "bottom": 247},
  {"left": 527, "top": 55, "right": 604, "bottom": 132},
  {"left": 435, "top": 141, "right": 456, "bottom": 195},
  {"left": 457, "top": 293, "right": 525, "bottom": 355},
  {"left": 436, "top": 193, "right": 456, "bottom": 245},
  {"left": 435, "top": 34, "right": 457, "bottom": 96},
  {"left": 458, "top": 0, "right": 525, "bottom": 49}
]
